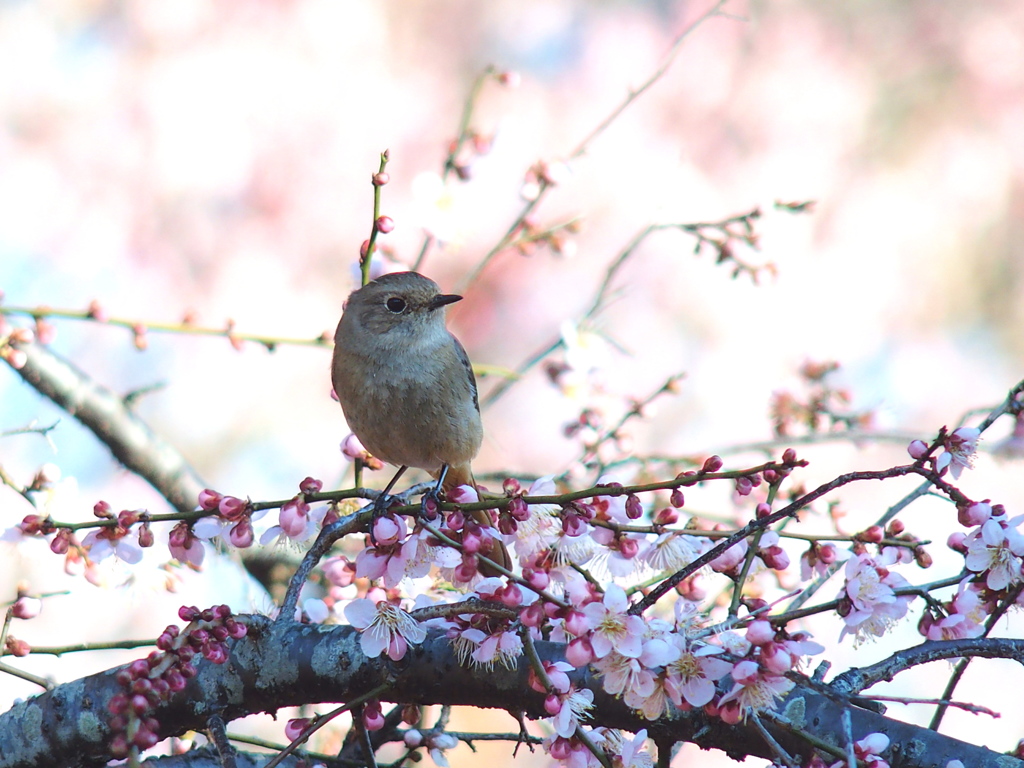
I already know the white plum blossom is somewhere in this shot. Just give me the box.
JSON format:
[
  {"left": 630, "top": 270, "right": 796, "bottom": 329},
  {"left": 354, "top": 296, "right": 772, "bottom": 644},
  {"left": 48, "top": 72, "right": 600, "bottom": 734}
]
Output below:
[
  {"left": 550, "top": 687, "right": 595, "bottom": 738},
  {"left": 582, "top": 584, "right": 646, "bottom": 659},
  {"left": 839, "top": 550, "right": 916, "bottom": 644},
  {"left": 604, "top": 728, "right": 654, "bottom": 768},
  {"left": 663, "top": 636, "right": 732, "bottom": 708},
  {"left": 936, "top": 427, "right": 981, "bottom": 479},
  {"left": 964, "top": 516, "right": 1024, "bottom": 590},
  {"left": 343, "top": 599, "right": 427, "bottom": 661}
]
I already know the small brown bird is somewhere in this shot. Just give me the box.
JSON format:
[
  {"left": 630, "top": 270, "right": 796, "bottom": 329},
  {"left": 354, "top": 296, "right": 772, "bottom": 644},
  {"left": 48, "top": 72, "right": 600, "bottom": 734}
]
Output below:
[{"left": 331, "top": 271, "right": 512, "bottom": 574}]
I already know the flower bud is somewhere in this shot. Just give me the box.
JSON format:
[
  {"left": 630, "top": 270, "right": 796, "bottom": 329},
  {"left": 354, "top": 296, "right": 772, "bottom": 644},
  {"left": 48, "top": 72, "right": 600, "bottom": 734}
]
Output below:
[{"left": 702, "top": 455, "right": 724, "bottom": 473}]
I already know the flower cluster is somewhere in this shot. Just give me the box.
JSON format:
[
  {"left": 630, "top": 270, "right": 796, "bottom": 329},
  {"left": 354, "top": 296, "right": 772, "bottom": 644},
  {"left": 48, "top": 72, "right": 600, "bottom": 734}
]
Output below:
[{"left": 106, "top": 605, "right": 247, "bottom": 760}]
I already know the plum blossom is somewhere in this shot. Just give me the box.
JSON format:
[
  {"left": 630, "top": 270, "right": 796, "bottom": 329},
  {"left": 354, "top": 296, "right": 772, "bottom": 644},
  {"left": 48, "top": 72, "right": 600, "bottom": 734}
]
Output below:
[
  {"left": 168, "top": 522, "right": 205, "bottom": 567},
  {"left": 403, "top": 730, "right": 459, "bottom": 768},
  {"left": 920, "top": 579, "right": 987, "bottom": 641},
  {"left": 800, "top": 541, "right": 847, "bottom": 580},
  {"left": 935, "top": 427, "right": 980, "bottom": 479},
  {"left": 260, "top": 502, "right": 329, "bottom": 547},
  {"left": 644, "top": 531, "right": 706, "bottom": 574},
  {"left": 964, "top": 516, "right": 1024, "bottom": 590},
  {"left": 582, "top": 584, "right": 646, "bottom": 659},
  {"left": 589, "top": 525, "right": 649, "bottom": 578},
  {"left": 663, "top": 636, "right": 732, "bottom": 708},
  {"left": 549, "top": 687, "right": 595, "bottom": 738},
  {"left": 604, "top": 729, "right": 654, "bottom": 768},
  {"left": 81, "top": 526, "right": 143, "bottom": 565},
  {"left": 709, "top": 537, "right": 749, "bottom": 573},
  {"left": 838, "top": 550, "right": 916, "bottom": 644},
  {"left": 592, "top": 651, "right": 659, "bottom": 718},
  {"left": 717, "top": 660, "right": 794, "bottom": 721},
  {"left": 829, "top": 732, "right": 889, "bottom": 768},
  {"left": 343, "top": 599, "right": 426, "bottom": 661},
  {"left": 354, "top": 517, "right": 433, "bottom": 587}
]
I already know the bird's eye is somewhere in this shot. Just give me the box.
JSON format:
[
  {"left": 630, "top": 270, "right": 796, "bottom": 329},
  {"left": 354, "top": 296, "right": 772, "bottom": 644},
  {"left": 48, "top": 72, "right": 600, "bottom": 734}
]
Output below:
[{"left": 385, "top": 296, "right": 407, "bottom": 314}]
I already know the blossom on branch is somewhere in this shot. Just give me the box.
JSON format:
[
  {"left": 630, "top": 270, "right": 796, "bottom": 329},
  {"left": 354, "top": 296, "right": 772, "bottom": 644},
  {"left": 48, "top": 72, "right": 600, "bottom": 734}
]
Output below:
[{"left": 343, "top": 598, "right": 427, "bottom": 661}]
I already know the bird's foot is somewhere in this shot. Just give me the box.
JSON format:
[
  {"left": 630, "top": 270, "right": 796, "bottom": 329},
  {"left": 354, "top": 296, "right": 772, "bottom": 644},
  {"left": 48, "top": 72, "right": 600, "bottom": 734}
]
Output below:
[{"left": 420, "top": 485, "right": 442, "bottom": 522}]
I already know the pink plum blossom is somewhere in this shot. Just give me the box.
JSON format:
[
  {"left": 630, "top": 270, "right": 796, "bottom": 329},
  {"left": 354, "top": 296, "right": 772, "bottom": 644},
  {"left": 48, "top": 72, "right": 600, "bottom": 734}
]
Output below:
[{"left": 344, "top": 599, "right": 426, "bottom": 661}]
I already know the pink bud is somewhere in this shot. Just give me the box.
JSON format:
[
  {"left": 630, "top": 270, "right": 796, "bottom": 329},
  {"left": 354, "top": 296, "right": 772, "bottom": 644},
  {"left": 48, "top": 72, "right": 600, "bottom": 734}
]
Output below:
[
  {"left": 907, "top": 439, "right": 929, "bottom": 459},
  {"left": 279, "top": 498, "right": 310, "bottom": 538},
  {"left": 50, "top": 529, "right": 71, "bottom": 554},
  {"left": 499, "top": 583, "right": 523, "bottom": 607},
  {"left": 197, "top": 489, "right": 221, "bottom": 510},
  {"left": 761, "top": 545, "right": 790, "bottom": 571},
  {"left": 363, "top": 702, "right": 385, "bottom": 731},
  {"left": 735, "top": 476, "right": 753, "bottom": 496},
  {"left": 563, "top": 609, "right": 588, "bottom": 636},
  {"left": 12, "top": 596, "right": 42, "bottom": 620},
  {"left": 958, "top": 502, "right": 992, "bottom": 527},
  {"left": 745, "top": 620, "right": 774, "bottom": 646},
  {"left": 218, "top": 496, "right": 246, "bottom": 520},
  {"left": 861, "top": 525, "right": 884, "bottom": 543},
  {"left": 702, "top": 455, "right": 724, "bottom": 473},
  {"left": 285, "top": 718, "right": 311, "bottom": 741},
  {"left": 461, "top": 530, "right": 482, "bottom": 554},
  {"left": 508, "top": 496, "right": 529, "bottom": 521},
  {"left": 549, "top": 737, "right": 572, "bottom": 760},
  {"left": 618, "top": 537, "right": 640, "bottom": 559},
  {"left": 654, "top": 507, "right": 678, "bottom": 525},
  {"left": 670, "top": 488, "right": 685, "bottom": 508},
  {"left": 299, "top": 476, "right": 323, "bottom": 494},
  {"left": 524, "top": 568, "right": 550, "bottom": 591},
  {"left": 565, "top": 636, "right": 594, "bottom": 667},
  {"left": 372, "top": 515, "right": 402, "bottom": 546},
  {"left": 719, "top": 701, "right": 743, "bottom": 725},
  {"left": 762, "top": 643, "right": 793, "bottom": 674},
  {"left": 519, "top": 602, "right": 546, "bottom": 628},
  {"left": 372, "top": 172, "right": 390, "bottom": 186},
  {"left": 710, "top": 540, "right": 748, "bottom": 572},
  {"left": 229, "top": 519, "right": 254, "bottom": 548},
  {"left": 947, "top": 532, "right": 967, "bottom": 553},
  {"left": 625, "top": 494, "right": 643, "bottom": 520},
  {"left": 544, "top": 694, "right": 562, "bottom": 715},
  {"left": 375, "top": 216, "right": 394, "bottom": 234}
]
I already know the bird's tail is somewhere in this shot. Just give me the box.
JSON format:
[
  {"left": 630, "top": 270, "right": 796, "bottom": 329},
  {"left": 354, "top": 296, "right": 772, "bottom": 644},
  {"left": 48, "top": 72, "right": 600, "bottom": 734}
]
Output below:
[{"left": 437, "top": 463, "right": 513, "bottom": 575}]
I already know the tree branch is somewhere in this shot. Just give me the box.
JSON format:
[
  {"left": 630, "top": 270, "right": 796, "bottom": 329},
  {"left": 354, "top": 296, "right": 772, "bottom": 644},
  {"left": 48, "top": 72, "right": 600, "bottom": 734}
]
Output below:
[
  {"left": 6, "top": 341, "right": 205, "bottom": 514},
  {"left": 1, "top": 618, "right": 1019, "bottom": 768}
]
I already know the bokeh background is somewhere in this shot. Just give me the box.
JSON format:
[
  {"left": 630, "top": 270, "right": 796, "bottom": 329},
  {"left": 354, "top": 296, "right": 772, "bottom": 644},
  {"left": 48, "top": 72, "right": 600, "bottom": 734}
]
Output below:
[{"left": 2, "top": 0, "right": 1023, "bottom": 765}]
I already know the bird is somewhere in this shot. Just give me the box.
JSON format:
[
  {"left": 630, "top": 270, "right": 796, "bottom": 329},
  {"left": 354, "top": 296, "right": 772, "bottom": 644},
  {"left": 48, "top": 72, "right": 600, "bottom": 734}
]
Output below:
[{"left": 331, "top": 271, "right": 512, "bottom": 575}]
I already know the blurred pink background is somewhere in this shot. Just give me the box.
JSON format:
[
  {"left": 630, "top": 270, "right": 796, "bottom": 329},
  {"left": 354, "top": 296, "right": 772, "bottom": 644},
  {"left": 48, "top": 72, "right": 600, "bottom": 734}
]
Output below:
[{"left": 2, "top": 1, "right": 1023, "bottom": 765}]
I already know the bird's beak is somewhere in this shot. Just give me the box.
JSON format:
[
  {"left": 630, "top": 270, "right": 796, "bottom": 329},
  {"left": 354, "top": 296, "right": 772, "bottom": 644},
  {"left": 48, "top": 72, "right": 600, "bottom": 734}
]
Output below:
[{"left": 430, "top": 293, "right": 463, "bottom": 310}]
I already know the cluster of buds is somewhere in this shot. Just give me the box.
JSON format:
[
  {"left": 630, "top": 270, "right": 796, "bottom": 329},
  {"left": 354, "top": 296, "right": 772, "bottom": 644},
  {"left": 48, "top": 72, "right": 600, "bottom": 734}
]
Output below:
[
  {"left": 106, "top": 605, "right": 247, "bottom": 759},
  {"left": 496, "top": 478, "right": 533, "bottom": 535},
  {"left": 433, "top": 503, "right": 507, "bottom": 583}
]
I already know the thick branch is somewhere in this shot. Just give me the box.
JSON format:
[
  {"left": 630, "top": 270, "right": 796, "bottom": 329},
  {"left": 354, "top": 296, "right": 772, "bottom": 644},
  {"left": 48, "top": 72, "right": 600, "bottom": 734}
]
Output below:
[
  {"left": 0, "top": 618, "right": 1018, "bottom": 768},
  {"left": 7, "top": 341, "right": 205, "bottom": 514}
]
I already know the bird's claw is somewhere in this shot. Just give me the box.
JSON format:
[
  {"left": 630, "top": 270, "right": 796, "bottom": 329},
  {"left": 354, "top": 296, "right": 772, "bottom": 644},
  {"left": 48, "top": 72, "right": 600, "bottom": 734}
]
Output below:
[{"left": 420, "top": 486, "right": 442, "bottom": 522}]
